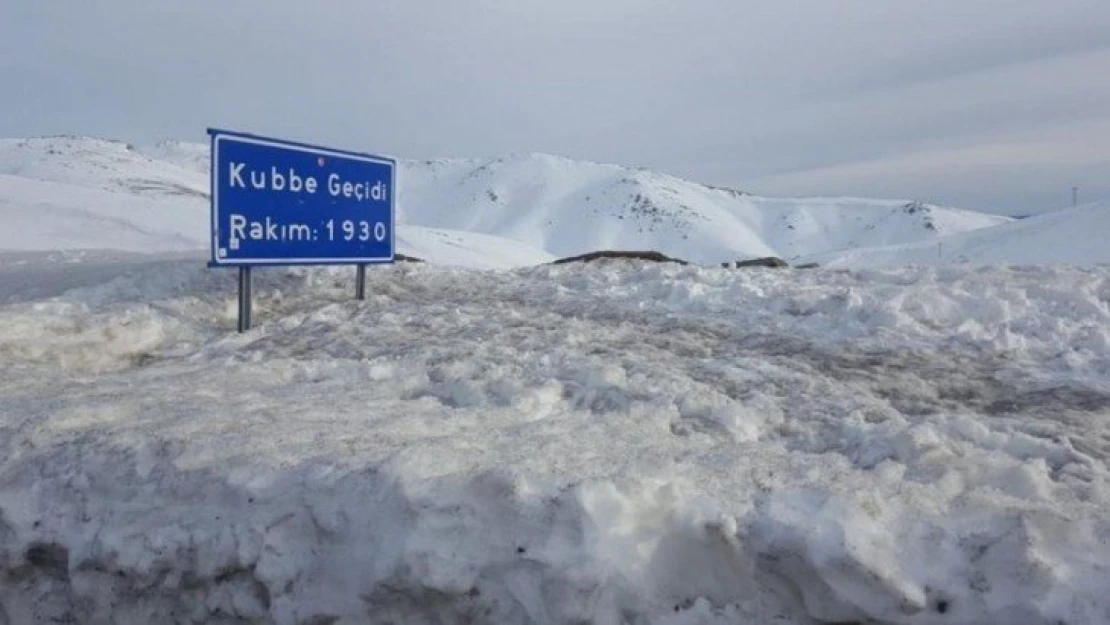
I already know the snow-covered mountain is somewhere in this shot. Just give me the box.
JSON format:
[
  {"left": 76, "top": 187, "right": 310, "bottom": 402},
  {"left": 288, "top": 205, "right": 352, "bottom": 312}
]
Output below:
[
  {"left": 0, "top": 136, "right": 1010, "bottom": 266},
  {"left": 5, "top": 134, "right": 1107, "bottom": 269},
  {"left": 400, "top": 153, "right": 1008, "bottom": 263}
]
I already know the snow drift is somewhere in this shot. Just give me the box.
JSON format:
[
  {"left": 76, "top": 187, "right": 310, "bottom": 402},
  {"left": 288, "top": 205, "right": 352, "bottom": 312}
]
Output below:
[{"left": 2, "top": 255, "right": 1109, "bottom": 624}]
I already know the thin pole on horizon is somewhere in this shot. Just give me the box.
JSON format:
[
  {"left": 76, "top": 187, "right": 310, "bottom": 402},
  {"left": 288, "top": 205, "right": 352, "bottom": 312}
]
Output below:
[{"left": 1073, "top": 187, "right": 1079, "bottom": 207}]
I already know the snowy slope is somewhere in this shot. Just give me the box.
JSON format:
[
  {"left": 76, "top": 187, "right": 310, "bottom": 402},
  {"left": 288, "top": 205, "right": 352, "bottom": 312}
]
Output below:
[
  {"left": 0, "top": 136, "right": 208, "bottom": 199},
  {"left": 137, "top": 139, "right": 211, "bottom": 174},
  {"left": 2, "top": 255, "right": 1109, "bottom": 624},
  {"left": 396, "top": 227, "right": 556, "bottom": 268},
  {"left": 0, "top": 173, "right": 205, "bottom": 252},
  {"left": 0, "top": 137, "right": 1010, "bottom": 266},
  {"left": 809, "top": 202, "right": 1110, "bottom": 267}
]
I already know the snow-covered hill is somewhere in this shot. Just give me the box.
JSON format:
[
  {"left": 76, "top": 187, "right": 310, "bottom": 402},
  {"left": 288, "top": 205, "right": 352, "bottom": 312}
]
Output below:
[
  {"left": 0, "top": 136, "right": 1010, "bottom": 266},
  {"left": 0, "top": 137, "right": 208, "bottom": 199},
  {"left": 811, "top": 201, "right": 1110, "bottom": 267}
]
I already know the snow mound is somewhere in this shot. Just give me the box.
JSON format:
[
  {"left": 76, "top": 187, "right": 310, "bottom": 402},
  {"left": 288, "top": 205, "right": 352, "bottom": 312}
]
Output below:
[{"left": 2, "top": 256, "right": 1109, "bottom": 624}]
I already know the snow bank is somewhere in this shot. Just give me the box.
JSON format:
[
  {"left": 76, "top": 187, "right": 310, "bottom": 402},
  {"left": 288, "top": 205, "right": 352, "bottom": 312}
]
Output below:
[{"left": 2, "top": 257, "right": 1109, "bottom": 624}]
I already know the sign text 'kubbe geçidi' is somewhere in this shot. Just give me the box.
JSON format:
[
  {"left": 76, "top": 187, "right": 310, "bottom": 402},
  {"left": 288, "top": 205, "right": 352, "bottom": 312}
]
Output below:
[{"left": 209, "top": 129, "right": 395, "bottom": 265}]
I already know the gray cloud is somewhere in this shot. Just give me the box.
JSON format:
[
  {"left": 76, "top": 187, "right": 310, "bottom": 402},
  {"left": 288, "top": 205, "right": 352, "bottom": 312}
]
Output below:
[
  {"left": 815, "top": 10, "right": 1110, "bottom": 97},
  {"left": 2, "top": 0, "right": 1108, "bottom": 215}
]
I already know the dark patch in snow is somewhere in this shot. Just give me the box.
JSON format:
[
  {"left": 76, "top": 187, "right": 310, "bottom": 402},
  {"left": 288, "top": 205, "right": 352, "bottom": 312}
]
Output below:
[
  {"left": 123, "top": 178, "right": 208, "bottom": 199},
  {"left": 704, "top": 183, "right": 749, "bottom": 197},
  {"left": 25, "top": 542, "right": 69, "bottom": 581}
]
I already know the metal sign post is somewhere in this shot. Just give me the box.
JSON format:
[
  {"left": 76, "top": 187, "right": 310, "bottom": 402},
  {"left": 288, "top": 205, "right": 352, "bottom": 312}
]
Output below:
[
  {"left": 238, "top": 266, "right": 252, "bottom": 332},
  {"left": 207, "top": 129, "right": 395, "bottom": 330}
]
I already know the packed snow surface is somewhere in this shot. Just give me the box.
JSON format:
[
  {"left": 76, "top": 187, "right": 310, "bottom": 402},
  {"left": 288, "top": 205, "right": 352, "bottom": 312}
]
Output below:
[{"left": 2, "top": 255, "right": 1109, "bottom": 624}]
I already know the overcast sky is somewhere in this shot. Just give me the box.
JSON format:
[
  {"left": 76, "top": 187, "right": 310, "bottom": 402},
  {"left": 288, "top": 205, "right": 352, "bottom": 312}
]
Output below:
[{"left": 2, "top": 1, "right": 1108, "bottom": 215}]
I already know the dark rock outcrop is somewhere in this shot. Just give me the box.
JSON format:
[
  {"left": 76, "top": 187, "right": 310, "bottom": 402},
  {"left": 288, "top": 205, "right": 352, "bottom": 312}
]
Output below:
[
  {"left": 552, "top": 250, "right": 689, "bottom": 265},
  {"left": 721, "top": 257, "right": 789, "bottom": 268}
]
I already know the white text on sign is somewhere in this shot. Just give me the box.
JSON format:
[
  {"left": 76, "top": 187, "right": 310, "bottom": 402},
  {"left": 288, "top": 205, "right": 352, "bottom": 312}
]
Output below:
[
  {"left": 227, "top": 215, "right": 387, "bottom": 250},
  {"left": 228, "top": 163, "right": 389, "bottom": 203}
]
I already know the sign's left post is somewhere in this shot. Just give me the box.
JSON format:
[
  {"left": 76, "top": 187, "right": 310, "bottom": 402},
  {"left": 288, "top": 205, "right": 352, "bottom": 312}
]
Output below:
[{"left": 238, "top": 266, "right": 252, "bottom": 332}]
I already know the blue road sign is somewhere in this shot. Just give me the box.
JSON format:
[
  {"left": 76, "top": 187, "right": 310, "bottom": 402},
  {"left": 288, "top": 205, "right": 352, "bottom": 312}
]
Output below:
[{"left": 209, "top": 129, "right": 395, "bottom": 265}]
